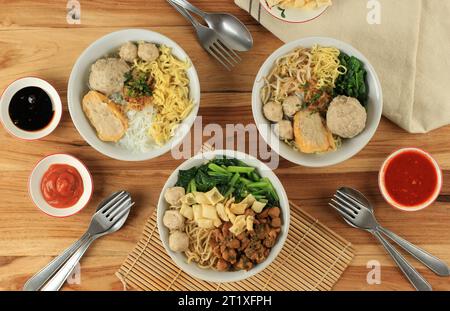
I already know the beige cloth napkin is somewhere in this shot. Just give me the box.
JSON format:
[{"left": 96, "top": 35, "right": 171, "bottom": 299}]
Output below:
[{"left": 235, "top": 0, "right": 450, "bottom": 133}]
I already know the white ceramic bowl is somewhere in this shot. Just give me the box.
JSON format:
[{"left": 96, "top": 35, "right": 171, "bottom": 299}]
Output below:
[
  {"left": 252, "top": 37, "right": 383, "bottom": 167},
  {"left": 0, "top": 77, "right": 62, "bottom": 140},
  {"left": 157, "top": 149, "right": 290, "bottom": 283},
  {"left": 68, "top": 29, "right": 200, "bottom": 161},
  {"left": 378, "top": 148, "right": 443, "bottom": 212},
  {"left": 29, "top": 154, "right": 93, "bottom": 217},
  {"left": 260, "top": 0, "right": 329, "bottom": 23}
]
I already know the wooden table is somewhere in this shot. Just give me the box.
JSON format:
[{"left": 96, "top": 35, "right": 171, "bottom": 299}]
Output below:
[{"left": 0, "top": 0, "right": 449, "bottom": 291}]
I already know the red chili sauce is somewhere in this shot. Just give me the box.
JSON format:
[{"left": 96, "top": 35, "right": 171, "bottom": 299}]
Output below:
[
  {"left": 41, "top": 164, "right": 83, "bottom": 208},
  {"left": 383, "top": 150, "right": 439, "bottom": 207}
]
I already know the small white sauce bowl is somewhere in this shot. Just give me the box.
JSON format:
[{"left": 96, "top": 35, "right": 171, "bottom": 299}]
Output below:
[
  {"left": 378, "top": 147, "right": 443, "bottom": 212},
  {"left": 0, "top": 77, "right": 62, "bottom": 140},
  {"left": 28, "top": 154, "right": 93, "bottom": 217}
]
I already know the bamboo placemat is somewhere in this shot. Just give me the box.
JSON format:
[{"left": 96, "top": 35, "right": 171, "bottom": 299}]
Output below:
[{"left": 116, "top": 202, "right": 354, "bottom": 291}]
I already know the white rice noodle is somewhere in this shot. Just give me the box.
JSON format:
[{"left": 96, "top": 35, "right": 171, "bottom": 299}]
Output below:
[{"left": 118, "top": 106, "right": 155, "bottom": 153}]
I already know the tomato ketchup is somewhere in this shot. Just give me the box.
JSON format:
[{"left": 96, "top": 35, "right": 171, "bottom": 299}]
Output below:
[
  {"left": 41, "top": 164, "right": 83, "bottom": 208},
  {"left": 379, "top": 148, "right": 442, "bottom": 211}
]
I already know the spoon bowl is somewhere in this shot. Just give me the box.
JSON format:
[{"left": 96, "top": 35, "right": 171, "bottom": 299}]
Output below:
[
  {"left": 204, "top": 13, "right": 253, "bottom": 51},
  {"left": 169, "top": 0, "right": 253, "bottom": 51}
]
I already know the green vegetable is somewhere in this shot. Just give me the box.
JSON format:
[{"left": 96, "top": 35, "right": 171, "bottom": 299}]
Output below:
[
  {"left": 124, "top": 70, "right": 152, "bottom": 98},
  {"left": 175, "top": 157, "right": 280, "bottom": 207},
  {"left": 226, "top": 166, "right": 255, "bottom": 174},
  {"left": 334, "top": 52, "right": 368, "bottom": 104}
]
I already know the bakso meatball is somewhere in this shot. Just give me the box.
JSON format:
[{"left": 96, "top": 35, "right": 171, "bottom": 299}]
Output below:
[
  {"left": 163, "top": 210, "right": 185, "bottom": 231},
  {"left": 169, "top": 231, "right": 189, "bottom": 252},
  {"left": 263, "top": 101, "right": 283, "bottom": 122},
  {"left": 326, "top": 96, "right": 367, "bottom": 138},
  {"left": 282, "top": 95, "right": 302, "bottom": 117},
  {"left": 164, "top": 186, "right": 185, "bottom": 206},
  {"left": 274, "top": 120, "right": 294, "bottom": 140},
  {"left": 119, "top": 42, "right": 138, "bottom": 63},
  {"left": 138, "top": 42, "right": 159, "bottom": 62},
  {"left": 89, "top": 58, "right": 130, "bottom": 96}
]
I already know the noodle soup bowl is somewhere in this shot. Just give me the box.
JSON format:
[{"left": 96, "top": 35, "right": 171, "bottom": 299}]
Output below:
[
  {"left": 157, "top": 150, "right": 290, "bottom": 283},
  {"left": 68, "top": 29, "right": 200, "bottom": 161},
  {"left": 252, "top": 37, "right": 383, "bottom": 167}
]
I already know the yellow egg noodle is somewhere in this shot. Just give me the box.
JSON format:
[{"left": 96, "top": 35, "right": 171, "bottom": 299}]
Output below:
[
  {"left": 311, "top": 44, "right": 347, "bottom": 89},
  {"left": 134, "top": 45, "right": 194, "bottom": 146},
  {"left": 267, "top": 0, "right": 332, "bottom": 10},
  {"left": 184, "top": 221, "right": 217, "bottom": 269},
  {"left": 169, "top": 204, "right": 217, "bottom": 269},
  {"left": 261, "top": 44, "right": 347, "bottom": 107}
]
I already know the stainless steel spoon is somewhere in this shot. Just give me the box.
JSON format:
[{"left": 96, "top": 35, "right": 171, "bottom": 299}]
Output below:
[
  {"left": 23, "top": 191, "right": 134, "bottom": 291},
  {"left": 169, "top": 0, "right": 253, "bottom": 51},
  {"left": 337, "top": 187, "right": 449, "bottom": 276}
]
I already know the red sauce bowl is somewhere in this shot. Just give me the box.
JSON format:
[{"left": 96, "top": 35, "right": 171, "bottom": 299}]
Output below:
[{"left": 379, "top": 148, "right": 442, "bottom": 212}]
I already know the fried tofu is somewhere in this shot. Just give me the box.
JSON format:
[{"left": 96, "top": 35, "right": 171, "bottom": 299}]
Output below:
[
  {"left": 293, "top": 110, "right": 336, "bottom": 154},
  {"left": 82, "top": 91, "right": 127, "bottom": 142}
]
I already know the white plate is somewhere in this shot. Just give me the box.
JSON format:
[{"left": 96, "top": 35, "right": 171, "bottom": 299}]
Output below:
[
  {"left": 157, "top": 150, "right": 290, "bottom": 283},
  {"left": 252, "top": 37, "right": 383, "bottom": 167},
  {"left": 260, "top": 0, "right": 329, "bottom": 23},
  {"left": 68, "top": 29, "right": 200, "bottom": 161},
  {"left": 0, "top": 77, "right": 62, "bottom": 140},
  {"left": 28, "top": 154, "right": 93, "bottom": 217}
]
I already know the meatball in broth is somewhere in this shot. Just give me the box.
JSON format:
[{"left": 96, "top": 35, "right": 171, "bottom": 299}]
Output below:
[
  {"left": 138, "top": 42, "right": 160, "bottom": 62},
  {"left": 282, "top": 95, "right": 302, "bottom": 117},
  {"left": 263, "top": 101, "right": 283, "bottom": 122},
  {"left": 169, "top": 231, "right": 189, "bottom": 252},
  {"left": 326, "top": 96, "right": 367, "bottom": 138},
  {"left": 164, "top": 187, "right": 185, "bottom": 206},
  {"left": 119, "top": 42, "right": 138, "bottom": 63},
  {"left": 275, "top": 120, "right": 294, "bottom": 140},
  {"left": 89, "top": 58, "right": 130, "bottom": 96}
]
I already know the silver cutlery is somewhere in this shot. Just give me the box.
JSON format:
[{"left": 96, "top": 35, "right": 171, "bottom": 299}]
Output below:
[
  {"left": 23, "top": 191, "right": 134, "bottom": 291},
  {"left": 167, "top": 0, "right": 241, "bottom": 70},
  {"left": 329, "top": 187, "right": 444, "bottom": 291},
  {"left": 169, "top": 0, "right": 253, "bottom": 51}
]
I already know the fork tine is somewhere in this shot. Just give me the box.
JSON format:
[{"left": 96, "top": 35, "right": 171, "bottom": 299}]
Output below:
[
  {"left": 103, "top": 194, "right": 129, "bottom": 216},
  {"left": 214, "top": 41, "right": 240, "bottom": 64},
  {"left": 329, "top": 202, "right": 355, "bottom": 223},
  {"left": 207, "top": 47, "right": 231, "bottom": 71},
  {"left": 330, "top": 198, "right": 357, "bottom": 217},
  {"left": 97, "top": 191, "right": 126, "bottom": 214},
  {"left": 209, "top": 44, "right": 235, "bottom": 68},
  {"left": 336, "top": 190, "right": 366, "bottom": 210},
  {"left": 111, "top": 202, "right": 134, "bottom": 224},
  {"left": 333, "top": 193, "right": 360, "bottom": 213},
  {"left": 107, "top": 198, "right": 131, "bottom": 220}
]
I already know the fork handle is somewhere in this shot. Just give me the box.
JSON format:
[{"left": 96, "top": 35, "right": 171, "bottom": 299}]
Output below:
[
  {"left": 372, "top": 231, "right": 432, "bottom": 291},
  {"left": 23, "top": 232, "right": 91, "bottom": 291},
  {"left": 41, "top": 235, "right": 96, "bottom": 291},
  {"left": 167, "top": 0, "right": 201, "bottom": 28},
  {"left": 170, "top": 0, "right": 207, "bottom": 18},
  {"left": 378, "top": 226, "right": 450, "bottom": 276}
]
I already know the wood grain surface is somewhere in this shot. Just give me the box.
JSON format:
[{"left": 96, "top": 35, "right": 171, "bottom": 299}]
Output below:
[{"left": 0, "top": 0, "right": 449, "bottom": 291}]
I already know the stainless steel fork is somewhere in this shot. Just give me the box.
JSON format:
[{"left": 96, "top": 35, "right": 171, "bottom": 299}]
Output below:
[
  {"left": 24, "top": 191, "right": 134, "bottom": 291},
  {"left": 329, "top": 188, "right": 433, "bottom": 291},
  {"left": 167, "top": 0, "right": 241, "bottom": 70}
]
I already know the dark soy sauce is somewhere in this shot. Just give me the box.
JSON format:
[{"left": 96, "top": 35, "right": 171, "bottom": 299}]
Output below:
[{"left": 8, "top": 86, "right": 54, "bottom": 131}]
